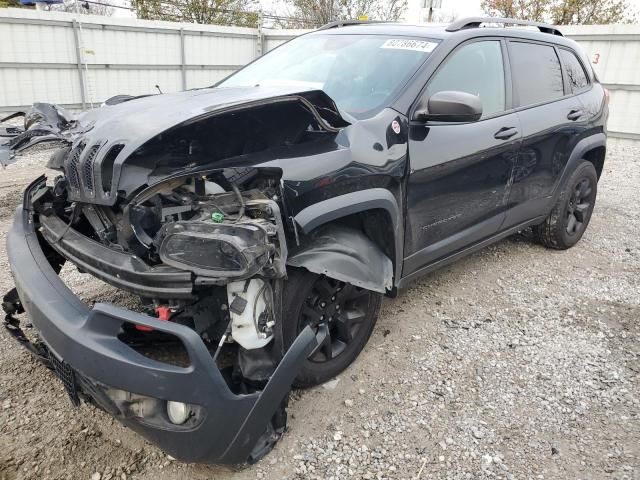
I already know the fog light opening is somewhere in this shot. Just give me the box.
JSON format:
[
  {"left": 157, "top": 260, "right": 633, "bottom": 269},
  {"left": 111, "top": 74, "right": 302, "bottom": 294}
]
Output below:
[{"left": 167, "top": 400, "right": 191, "bottom": 425}]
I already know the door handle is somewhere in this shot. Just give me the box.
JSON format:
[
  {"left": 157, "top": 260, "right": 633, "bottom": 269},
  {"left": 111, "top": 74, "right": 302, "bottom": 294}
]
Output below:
[
  {"left": 567, "top": 109, "right": 583, "bottom": 121},
  {"left": 494, "top": 127, "right": 519, "bottom": 140}
]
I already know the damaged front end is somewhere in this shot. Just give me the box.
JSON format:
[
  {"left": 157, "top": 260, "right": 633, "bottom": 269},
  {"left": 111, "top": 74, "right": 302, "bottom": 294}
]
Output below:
[
  {"left": 0, "top": 103, "right": 79, "bottom": 167},
  {"left": 2, "top": 87, "right": 348, "bottom": 464}
]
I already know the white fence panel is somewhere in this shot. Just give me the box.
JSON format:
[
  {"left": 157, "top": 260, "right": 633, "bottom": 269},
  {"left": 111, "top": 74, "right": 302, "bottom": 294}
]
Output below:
[
  {"left": 0, "top": 67, "right": 81, "bottom": 107},
  {"left": 0, "top": 8, "right": 285, "bottom": 111},
  {"left": 186, "top": 69, "right": 238, "bottom": 89},
  {"left": 82, "top": 28, "right": 182, "bottom": 65},
  {"left": 263, "top": 29, "right": 307, "bottom": 52},
  {"left": 563, "top": 24, "right": 640, "bottom": 140},
  {"left": 184, "top": 34, "right": 255, "bottom": 66},
  {"left": 0, "top": 21, "right": 75, "bottom": 64}
]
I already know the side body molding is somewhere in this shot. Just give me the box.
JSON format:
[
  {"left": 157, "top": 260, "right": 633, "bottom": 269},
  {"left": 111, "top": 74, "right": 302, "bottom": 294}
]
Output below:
[{"left": 292, "top": 188, "right": 402, "bottom": 288}]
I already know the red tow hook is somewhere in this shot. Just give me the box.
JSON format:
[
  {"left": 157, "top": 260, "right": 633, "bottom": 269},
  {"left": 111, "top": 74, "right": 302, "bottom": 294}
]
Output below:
[{"left": 135, "top": 306, "right": 172, "bottom": 332}]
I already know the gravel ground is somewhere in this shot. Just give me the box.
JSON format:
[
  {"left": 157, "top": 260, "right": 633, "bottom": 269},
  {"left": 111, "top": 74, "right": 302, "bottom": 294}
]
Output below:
[{"left": 0, "top": 140, "right": 638, "bottom": 480}]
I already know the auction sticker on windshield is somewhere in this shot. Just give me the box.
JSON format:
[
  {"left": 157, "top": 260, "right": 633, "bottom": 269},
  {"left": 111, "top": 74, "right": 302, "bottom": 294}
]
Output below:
[{"left": 381, "top": 39, "right": 438, "bottom": 53}]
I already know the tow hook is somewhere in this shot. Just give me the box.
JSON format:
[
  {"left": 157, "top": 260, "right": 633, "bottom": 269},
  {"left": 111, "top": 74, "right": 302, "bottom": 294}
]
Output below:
[{"left": 135, "top": 305, "right": 172, "bottom": 332}]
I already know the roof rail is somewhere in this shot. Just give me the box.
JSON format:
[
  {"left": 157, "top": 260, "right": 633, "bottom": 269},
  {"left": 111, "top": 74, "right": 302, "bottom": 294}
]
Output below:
[
  {"left": 318, "top": 19, "right": 387, "bottom": 30},
  {"left": 446, "top": 17, "right": 563, "bottom": 36}
]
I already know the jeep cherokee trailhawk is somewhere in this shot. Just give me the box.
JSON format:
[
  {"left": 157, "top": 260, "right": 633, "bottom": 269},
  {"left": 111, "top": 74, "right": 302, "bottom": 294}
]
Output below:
[{"left": 1, "top": 17, "right": 608, "bottom": 464}]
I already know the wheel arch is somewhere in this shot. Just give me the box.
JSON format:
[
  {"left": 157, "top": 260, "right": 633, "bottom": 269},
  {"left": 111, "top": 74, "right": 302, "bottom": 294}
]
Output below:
[
  {"left": 582, "top": 144, "right": 606, "bottom": 179},
  {"left": 554, "top": 133, "right": 606, "bottom": 200},
  {"left": 290, "top": 189, "right": 402, "bottom": 292}
]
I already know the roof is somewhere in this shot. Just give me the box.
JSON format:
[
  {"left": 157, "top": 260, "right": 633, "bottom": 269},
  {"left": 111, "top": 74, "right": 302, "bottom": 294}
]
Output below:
[
  {"left": 309, "top": 23, "right": 451, "bottom": 40},
  {"left": 308, "top": 17, "right": 573, "bottom": 47}
]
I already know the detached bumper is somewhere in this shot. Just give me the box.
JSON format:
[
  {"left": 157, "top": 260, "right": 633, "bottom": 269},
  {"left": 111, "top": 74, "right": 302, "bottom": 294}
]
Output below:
[{"left": 5, "top": 182, "right": 318, "bottom": 464}]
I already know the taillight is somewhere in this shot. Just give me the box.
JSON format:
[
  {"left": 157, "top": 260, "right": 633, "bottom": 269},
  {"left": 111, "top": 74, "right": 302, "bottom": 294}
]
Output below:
[{"left": 603, "top": 87, "right": 610, "bottom": 105}]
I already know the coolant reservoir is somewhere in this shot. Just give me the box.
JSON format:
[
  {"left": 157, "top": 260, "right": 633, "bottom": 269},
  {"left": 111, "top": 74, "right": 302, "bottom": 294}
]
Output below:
[{"left": 227, "top": 279, "right": 273, "bottom": 349}]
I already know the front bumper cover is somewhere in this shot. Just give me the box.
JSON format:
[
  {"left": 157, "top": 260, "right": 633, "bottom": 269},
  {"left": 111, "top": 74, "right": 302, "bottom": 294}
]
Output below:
[{"left": 4, "top": 179, "right": 319, "bottom": 464}]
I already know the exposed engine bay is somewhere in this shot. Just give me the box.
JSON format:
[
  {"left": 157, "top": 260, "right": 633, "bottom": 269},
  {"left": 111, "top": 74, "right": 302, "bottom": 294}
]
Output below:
[
  {"left": 1, "top": 89, "right": 343, "bottom": 377},
  {"left": 21, "top": 162, "right": 297, "bottom": 459},
  {"left": 36, "top": 165, "right": 292, "bottom": 372},
  {"left": 0, "top": 89, "right": 351, "bottom": 395},
  {"left": 1, "top": 86, "right": 395, "bottom": 464}
]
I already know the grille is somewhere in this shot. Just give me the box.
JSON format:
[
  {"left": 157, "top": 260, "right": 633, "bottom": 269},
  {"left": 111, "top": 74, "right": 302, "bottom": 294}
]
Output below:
[
  {"left": 48, "top": 350, "right": 80, "bottom": 406},
  {"left": 101, "top": 144, "right": 124, "bottom": 193},
  {"left": 82, "top": 144, "right": 100, "bottom": 193},
  {"left": 67, "top": 142, "right": 85, "bottom": 190}
]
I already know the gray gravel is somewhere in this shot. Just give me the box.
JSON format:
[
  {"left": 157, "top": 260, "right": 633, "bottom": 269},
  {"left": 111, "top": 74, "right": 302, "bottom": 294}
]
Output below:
[{"left": 0, "top": 140, "right": 638, "bottom": 480}]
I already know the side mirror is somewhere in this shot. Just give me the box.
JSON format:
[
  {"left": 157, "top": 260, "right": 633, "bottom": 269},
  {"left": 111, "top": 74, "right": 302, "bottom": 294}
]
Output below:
[{"left": 413, "top": 90, "right": 483, "bottom": 123}]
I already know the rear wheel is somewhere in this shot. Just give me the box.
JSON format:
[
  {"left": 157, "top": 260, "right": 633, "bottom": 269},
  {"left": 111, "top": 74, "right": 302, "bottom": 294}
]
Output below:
[
  {"left": 283, "top": 268, "right": 381, "bottom": 388},
  {"left": 533, "top": 160, "right": 598, "bottom": 250}
]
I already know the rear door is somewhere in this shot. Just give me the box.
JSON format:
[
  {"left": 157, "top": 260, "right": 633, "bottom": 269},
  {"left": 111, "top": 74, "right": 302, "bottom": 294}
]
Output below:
[
  {"left": 503, "top": 40, "right": 589, "bottom": 228},
  {"left": 404, "top": 39, "right": 521, "bottom": 277}
]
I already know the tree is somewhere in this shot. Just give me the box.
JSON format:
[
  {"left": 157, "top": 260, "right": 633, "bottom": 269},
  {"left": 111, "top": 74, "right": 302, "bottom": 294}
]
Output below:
[
  {"left": 481, "top": 0, "right": 546, "bottom": 22},
  {"left": 284, "top": 0, "right": 407, "bottom": 28},
  {"left": 430, "top": 8, "right": 459, "bottom": 23},
  {"left": 0, "top": 0, "right": 33, "bottom": 7},
  {"left": 481, "top": 0, "right": 635, "bottom": 24},
  {"left": 50, "top": 1, "right": 115, "bottom": 16},
  {"left": 549, "top": 0, "right": 632, "bottom": 25},
  {"left": 374, "top": 0, "right": 406, "bottom": 22},
  {"left": 131, "top": 0, "right": 260, "bottom": 27}
]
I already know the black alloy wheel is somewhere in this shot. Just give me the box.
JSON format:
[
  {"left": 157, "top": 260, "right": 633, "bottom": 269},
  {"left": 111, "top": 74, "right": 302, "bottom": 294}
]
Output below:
[
  {"left": 566, "top": 177, "right": 594, "bottom": 236},
  {"left": 300, "top": 277, "right": 371, "bottom": 362},
  {"left": 534, "top": 160, "right": 598, "bottom": 250},
  {"left": 283, "top": 269, "right": 381, "bottom": 387}
]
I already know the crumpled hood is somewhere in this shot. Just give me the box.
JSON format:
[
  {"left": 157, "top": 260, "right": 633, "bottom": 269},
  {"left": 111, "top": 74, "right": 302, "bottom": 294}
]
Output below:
[
  {"left": 0, "top": 85, "right": 347, "bottom": 170},
  {"left": 77, "top": 85, "right": 347, "bottom": 148}
]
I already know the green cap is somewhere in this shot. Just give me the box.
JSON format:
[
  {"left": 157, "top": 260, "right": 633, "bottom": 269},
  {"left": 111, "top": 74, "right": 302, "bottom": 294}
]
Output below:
[{"left": 211, "top": 212, "right": 224, "bottom": 223}]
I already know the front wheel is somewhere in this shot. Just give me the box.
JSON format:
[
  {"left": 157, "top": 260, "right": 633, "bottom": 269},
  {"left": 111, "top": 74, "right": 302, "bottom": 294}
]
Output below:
[
  {"left": 282, "top": 268, "right": 381, "bottom": 388},
  {"left": 533, "top": 160, "right": 598, "bottom": 250}
]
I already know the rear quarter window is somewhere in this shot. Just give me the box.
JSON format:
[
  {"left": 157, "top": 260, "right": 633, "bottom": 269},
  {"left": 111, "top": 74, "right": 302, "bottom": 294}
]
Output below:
[
  {"left": 558, "top": 49, "right": 589, "bottom": 92},
  {"left": 509, "top": 41, "right": 564, "bottom": 107}
]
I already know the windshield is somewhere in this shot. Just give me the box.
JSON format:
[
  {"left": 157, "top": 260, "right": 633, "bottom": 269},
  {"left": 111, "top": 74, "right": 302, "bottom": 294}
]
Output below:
[{"left": 218, "top": 34, "right": 439, "bottom": 118}]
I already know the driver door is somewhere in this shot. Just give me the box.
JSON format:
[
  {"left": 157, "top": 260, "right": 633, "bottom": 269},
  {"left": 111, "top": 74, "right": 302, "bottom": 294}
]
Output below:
[{"left": 403, "top": 39, "right": 521, "bottom": 277}]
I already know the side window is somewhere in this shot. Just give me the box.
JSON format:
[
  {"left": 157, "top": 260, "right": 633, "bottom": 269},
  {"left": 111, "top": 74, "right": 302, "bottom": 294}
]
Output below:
[
  {"left": 510, "top": 42, "right": 564, "bottom": 107},
  {"left": 558, "top": 49, "right": 589, "bottom": 92},
  {"left": 425, "top": 40, "right": 505, "bottom": 118}
]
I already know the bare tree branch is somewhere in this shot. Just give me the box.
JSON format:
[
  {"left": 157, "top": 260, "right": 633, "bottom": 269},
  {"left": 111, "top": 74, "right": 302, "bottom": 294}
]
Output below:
[
  {"left": 481, "top": 0, "right": 635, "bottom": 24},
  {"left": 131, "top": 0, "right": 260, "bottom": 27}
]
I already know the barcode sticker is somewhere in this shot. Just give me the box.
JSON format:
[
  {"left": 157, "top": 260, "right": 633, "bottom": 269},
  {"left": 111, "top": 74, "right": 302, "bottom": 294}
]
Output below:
[{"left": 381, "top": 39, "right": 438, "bottom": 53}]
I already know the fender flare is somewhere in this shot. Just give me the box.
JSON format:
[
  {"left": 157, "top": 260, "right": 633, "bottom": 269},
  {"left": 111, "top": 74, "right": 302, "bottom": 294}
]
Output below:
[
  {"left": 553, "top": 133, "right": 606, "bottom": 198},
  {"left": 292, "top": 188, "right": 402, "bottom": 284},
  {"left": 287, "top": 224, "right": 394, "bottom": 293}
]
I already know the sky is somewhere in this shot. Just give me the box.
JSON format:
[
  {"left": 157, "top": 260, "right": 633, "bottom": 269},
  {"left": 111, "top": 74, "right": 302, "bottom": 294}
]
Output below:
[{"left": 405, "top": 0, "right": 483, "bottom": 24}]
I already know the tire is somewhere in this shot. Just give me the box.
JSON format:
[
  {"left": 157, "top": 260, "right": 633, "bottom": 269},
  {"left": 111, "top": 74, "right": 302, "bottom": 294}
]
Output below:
[
  {"left": 533, "top": 160, "right": 598, "bottom": 250},
  {"left": 282, "top": 268, "right": 382, "bottom": 388}
]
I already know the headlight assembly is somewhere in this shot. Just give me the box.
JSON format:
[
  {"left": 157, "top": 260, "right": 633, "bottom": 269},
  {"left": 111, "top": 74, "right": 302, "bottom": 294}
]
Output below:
[{"left": 158, "top": 221, "right": 272, "bottom": 278}]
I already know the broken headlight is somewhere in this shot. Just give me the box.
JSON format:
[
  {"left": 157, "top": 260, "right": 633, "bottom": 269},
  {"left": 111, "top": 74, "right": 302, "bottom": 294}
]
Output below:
[{"left": 158, "top": 221, "right": 272, "bottom": 278}]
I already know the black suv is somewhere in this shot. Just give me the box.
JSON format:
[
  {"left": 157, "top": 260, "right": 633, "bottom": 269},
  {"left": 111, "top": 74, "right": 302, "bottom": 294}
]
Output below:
[{"left": 1, "top": 17, "right": 608, "bottom": 464}]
